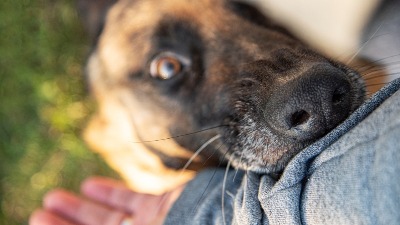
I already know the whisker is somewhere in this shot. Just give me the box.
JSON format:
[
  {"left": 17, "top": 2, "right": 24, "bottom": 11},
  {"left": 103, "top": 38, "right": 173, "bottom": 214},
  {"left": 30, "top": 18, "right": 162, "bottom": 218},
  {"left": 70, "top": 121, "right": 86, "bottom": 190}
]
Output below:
[
  {"left": 361, "top": 68, "right": 386, "bottom": 78},
  {"left": 118, "top": 94, "right": 227, "bottom": 144},
  {"left": 192, "top": 150, "right": 230, "bottom": 213},
  {"left": 364, "top": 72, "right": 400, "bottom": 81},
  {"left": 366, "top": 82, "right": 390, "bottom": 87},
  {"left": 355, "top": 54, "right": 400, "bottom": 72},
  {"left": 346, "top": 22, "right": 384, "bottom": 65},
  {"left": 191, "top": 168, "right": 219, "bottom": 213},
  {"left": 222, "top": 160, "right": 231, "bottom": 225},
  {"left": 358, "top": 53, "right": 400, "bottom": 68},
  {"left": 334, "top": 32, "right": 389, "bottom": 62},
  {"left": 131, "top": 125, "right": 227, "bottom": 143},
  {"left": 152, "top": 137, "right": 221, "bottom": 218},
  {"left": 233, "top": 150, "right": 244, "bottom": 182},
  {"left": 360, "top": 61, "right": 400, "bottom": 77},
  {"left": 180, "top": 134, "right": 221, "bottom": 172},
  {"left": 203, "top": 143, "right": 223, "bottom": 166},
  {"left": 360, "top": 65, "right": 388, "bottom": 76}
]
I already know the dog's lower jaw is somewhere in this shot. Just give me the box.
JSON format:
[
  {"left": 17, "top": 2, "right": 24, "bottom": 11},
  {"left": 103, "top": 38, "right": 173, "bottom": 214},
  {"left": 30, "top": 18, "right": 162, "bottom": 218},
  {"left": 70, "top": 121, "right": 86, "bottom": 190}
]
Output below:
[
  {"left": 220, "top": 133, "right": 310, "bottom": 174},
  {"left": 83, "top": 100, "right": 196, "bottom": 195}
]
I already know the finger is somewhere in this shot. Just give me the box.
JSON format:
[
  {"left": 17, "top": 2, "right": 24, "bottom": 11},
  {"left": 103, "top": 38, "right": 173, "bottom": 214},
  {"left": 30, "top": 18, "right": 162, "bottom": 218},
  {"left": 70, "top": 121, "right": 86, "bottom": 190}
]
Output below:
[
  {"left": 44, "top": 189, "right": 129, "bottom": 225},
  {"left": 29, "top": 209, "right": 75, "bottom": 225},
  {"left": 81, "top": 177, "right": 162, "bottom": 214},
  {"left": 81, "top": 177, "right": 169, "bottom": 225},
  {"left": 80, "top": 176, "right": 128, "bottom": 208}
]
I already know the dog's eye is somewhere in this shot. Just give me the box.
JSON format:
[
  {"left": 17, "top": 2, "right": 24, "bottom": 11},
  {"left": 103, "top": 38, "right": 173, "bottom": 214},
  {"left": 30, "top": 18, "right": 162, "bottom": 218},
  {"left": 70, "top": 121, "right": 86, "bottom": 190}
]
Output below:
[
  {"left": 152, "top": 57, "right": 181, "bottom": 79},
  {"left": 150, "top": 52, "right": 189, "bottom": 79}
]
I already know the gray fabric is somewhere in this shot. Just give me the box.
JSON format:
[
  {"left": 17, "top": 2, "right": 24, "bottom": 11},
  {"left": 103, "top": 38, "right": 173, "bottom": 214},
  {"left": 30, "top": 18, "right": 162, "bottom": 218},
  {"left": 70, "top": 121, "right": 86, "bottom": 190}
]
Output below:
[
  {"left": 164, "top": 79, "right": 400, "bottom": 225},
  {"left": 165, "top": 168, "right": 243, "bottom": 225}
]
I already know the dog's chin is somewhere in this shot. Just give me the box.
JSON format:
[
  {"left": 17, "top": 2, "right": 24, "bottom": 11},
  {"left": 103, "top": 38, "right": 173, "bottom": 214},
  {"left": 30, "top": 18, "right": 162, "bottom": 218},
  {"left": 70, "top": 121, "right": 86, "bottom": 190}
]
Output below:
[{"left": 219, "top": 136, "right": 312, "bottom": 174}]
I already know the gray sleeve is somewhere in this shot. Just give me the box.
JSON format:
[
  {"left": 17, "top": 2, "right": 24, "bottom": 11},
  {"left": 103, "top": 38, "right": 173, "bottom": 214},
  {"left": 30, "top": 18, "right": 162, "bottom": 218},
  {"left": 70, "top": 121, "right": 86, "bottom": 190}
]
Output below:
[{"left": 164, "top": 168, "right": 244, "bottom": 225}]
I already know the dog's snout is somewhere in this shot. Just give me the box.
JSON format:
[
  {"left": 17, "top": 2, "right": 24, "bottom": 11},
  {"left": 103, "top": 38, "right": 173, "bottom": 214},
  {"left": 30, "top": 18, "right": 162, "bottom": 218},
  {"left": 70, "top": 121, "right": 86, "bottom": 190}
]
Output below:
[{"left": 265, "top": 64, "right": 353, "bottom": 141}]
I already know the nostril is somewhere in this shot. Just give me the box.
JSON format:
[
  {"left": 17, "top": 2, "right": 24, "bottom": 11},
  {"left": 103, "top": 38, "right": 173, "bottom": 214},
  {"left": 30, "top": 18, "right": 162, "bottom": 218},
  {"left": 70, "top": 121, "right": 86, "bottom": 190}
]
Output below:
[
  {"left": 289, "top": 110, "right": 311, "bottom": 128},
  {"left": 332, "top": 86, "right": 347, "bottom": 105}
]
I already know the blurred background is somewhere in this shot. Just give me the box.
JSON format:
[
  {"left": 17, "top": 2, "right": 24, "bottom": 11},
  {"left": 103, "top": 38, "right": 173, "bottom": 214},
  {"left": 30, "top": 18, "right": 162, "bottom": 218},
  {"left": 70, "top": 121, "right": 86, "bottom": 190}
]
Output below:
[{"left": 0, "top": 1, "right": 116, "bottom": 224}]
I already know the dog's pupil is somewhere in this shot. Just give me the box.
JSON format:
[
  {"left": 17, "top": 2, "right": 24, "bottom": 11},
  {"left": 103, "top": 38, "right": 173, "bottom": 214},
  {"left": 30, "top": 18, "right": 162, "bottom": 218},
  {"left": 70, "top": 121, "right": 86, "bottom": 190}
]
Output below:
[{"left": 158, "top": 57, "right": 181, "bottom": 79}]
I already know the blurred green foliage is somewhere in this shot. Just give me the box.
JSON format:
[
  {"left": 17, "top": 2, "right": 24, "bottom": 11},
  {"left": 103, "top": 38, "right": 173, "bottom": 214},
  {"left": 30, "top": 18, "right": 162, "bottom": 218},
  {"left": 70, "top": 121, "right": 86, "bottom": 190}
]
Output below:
[{"left": 0, "top": 0, "right": 117, "bottom": 224}]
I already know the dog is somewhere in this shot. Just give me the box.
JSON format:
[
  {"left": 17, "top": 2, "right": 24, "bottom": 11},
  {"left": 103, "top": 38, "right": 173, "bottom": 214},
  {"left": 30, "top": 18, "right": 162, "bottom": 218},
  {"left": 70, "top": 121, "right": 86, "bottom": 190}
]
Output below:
[{"left": 78, "top": 0, "right": 365, "bottom": 194}]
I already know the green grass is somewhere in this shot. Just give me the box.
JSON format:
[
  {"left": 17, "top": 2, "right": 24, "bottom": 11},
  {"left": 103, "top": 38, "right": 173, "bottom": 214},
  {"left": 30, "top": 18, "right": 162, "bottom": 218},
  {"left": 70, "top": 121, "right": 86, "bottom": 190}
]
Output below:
[{"left": 0, "top": 0, "right": 117, "bottom": 224}]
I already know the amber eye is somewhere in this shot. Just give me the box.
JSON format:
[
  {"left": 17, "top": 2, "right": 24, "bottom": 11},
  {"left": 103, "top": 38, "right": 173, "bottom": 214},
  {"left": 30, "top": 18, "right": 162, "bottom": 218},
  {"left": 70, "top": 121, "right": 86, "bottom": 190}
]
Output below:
[{"left": 150, "top": 52, "right": 189, "bottom": 80}]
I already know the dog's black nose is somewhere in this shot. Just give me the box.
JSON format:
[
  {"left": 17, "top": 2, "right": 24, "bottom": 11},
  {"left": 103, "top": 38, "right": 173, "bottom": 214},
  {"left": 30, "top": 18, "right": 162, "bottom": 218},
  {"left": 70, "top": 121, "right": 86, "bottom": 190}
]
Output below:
[{"left": 265, "top": 64, "right": 352, "bottom": 141}]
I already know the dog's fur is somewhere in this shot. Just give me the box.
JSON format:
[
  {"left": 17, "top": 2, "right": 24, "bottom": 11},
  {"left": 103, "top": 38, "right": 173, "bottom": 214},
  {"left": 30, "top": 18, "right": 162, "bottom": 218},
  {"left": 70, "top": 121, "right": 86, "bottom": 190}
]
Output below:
[{"left": 79, "top": 0, "right": 365, "bottom": 194}]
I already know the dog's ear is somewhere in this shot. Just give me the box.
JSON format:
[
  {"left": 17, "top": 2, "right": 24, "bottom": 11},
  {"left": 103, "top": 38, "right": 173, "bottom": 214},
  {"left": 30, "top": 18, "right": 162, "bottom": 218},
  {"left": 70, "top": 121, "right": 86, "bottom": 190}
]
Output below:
[
  {"left": 230, "top": 1, "right": 292, "bottom": 36},
  {"left": 77, "top": 0, "right": 118, "bottom": 42},
  {"left": 230, "top": 1, "right": 271, "bottom": 28}
]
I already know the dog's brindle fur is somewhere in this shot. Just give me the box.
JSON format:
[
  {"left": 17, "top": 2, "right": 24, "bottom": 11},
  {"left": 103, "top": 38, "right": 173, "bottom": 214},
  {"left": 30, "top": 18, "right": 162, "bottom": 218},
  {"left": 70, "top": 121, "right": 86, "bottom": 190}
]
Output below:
[{"left": 79, "top": 0, "right": 365, "bottom": 194}]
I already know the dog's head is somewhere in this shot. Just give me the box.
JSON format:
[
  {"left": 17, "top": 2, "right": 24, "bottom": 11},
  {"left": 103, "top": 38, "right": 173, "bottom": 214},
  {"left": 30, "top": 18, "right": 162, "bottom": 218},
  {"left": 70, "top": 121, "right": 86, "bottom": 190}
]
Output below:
[{"left": 79, "top": 0, "right": 365, "bottom": 193}]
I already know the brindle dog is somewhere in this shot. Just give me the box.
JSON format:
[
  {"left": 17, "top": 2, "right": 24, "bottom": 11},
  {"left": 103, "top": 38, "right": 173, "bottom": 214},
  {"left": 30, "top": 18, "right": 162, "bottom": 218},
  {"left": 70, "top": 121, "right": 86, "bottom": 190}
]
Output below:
[{"left": 78, "top": 0, "right": 365, "bottom": 194}]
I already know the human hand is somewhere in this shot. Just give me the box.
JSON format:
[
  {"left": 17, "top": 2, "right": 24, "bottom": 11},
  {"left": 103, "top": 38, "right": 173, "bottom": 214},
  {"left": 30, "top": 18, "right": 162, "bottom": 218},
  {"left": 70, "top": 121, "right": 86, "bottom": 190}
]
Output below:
[{"left": 29, "top": 177, "right": 185, "bottom": 225}]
